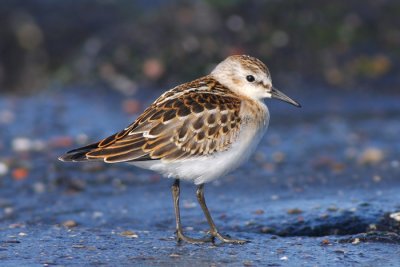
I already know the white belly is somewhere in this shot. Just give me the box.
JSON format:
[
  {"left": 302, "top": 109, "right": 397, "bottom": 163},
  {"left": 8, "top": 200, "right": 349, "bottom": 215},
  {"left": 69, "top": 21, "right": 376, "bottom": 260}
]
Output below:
[{"left": 132, "top": 103, "right": 269, "bottom": 185}]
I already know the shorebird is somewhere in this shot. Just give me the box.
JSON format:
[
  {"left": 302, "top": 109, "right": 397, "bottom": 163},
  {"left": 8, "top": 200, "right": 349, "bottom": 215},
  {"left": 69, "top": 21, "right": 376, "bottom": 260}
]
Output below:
[{"left": 59, "top": 55, "right": 301, "bottom": 244}]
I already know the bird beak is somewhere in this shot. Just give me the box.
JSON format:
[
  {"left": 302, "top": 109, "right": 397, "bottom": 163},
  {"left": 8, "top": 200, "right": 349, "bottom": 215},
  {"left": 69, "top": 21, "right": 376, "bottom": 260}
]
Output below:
[{"left": 270, "top": 87, "right": 301, "bottom": 107}]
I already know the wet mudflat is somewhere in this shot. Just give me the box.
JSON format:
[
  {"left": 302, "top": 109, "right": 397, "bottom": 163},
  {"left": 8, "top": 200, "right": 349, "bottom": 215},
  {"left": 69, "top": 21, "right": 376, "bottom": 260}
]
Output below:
[{"left": 0, "top": 87, "right": 399, "bottom": 266}]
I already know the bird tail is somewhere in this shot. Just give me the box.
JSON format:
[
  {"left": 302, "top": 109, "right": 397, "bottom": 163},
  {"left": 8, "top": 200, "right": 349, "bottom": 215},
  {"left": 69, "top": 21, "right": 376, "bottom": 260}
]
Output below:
[{"left": 58, "top": 142, "right": 101, "bottom": 162}]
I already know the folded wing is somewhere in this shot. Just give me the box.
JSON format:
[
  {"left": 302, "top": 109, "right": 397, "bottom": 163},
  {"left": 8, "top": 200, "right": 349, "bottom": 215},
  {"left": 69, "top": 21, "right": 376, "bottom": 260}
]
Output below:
[{"left": 59, "top": 82, "right": 242, "bottom": 163}]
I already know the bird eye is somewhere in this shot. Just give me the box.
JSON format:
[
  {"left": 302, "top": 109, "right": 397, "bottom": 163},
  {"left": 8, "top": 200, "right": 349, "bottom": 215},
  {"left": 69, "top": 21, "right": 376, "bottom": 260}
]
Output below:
[{"left": 246, "top": 75, "right": 255, "bottom": 82}]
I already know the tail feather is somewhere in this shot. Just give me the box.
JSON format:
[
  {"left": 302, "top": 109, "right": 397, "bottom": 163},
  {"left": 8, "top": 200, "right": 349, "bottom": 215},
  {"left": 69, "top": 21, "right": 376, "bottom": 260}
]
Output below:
[{"left": 58, "top": 142, "right": 100, "bottom": 162}]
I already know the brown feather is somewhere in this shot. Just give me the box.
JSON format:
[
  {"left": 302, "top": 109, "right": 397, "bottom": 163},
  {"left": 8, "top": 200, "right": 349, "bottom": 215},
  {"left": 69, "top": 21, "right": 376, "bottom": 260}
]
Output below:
[{"left": 60, "top": 76, "right": 243, "bottom": 163}]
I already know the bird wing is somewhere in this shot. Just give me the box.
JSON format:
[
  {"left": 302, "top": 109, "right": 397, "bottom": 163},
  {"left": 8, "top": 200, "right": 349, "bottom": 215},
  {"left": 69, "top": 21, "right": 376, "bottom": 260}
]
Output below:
[{"left": 63, "top": 78, "right": 243, "bottom": 163}]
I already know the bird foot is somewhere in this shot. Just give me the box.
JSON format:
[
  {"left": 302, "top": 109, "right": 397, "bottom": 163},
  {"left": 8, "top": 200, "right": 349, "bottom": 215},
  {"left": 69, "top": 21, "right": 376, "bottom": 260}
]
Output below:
[
  {"left": 210, "top": 231, "right": 249, "bottom": 244},
  {"left": 175, "top": 230, "right": 214, "bottom": 244},
  {"left": 175, "top": 229, "right": 248, "bottom": 244}
]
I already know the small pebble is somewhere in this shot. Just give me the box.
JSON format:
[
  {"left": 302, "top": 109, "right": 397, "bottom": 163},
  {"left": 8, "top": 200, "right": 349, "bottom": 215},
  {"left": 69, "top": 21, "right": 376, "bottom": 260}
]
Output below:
[
  {"left": 349, "top": 207, "right": 357, "bottom": 212},
  {"left": 260, "top": 226, "right": 275, "bottom": 234},
  {"left": 143, "top": 58, "right": 165, "bottom": 80},
  {"left": 245, "top": 220, "right": 255, "bottom": 226},
  {"left": 321, "top": 239, "right": 330, "bottom": 245},
  {"left": 72, "top": 244, "right": 86, "bottom": 249},
  {"left": 243, "top": 260, "right": 253, "bottom": 266},
  {"left": 270, "top": 195, "right": 279, "bottom": 200},
  {"left": 319, "top": 213, "right": 329, "bottom": 219},
  {"left": 372, "top": 175, "right": 382, "bottom": 183},
  {"left": 253, "top": 209, "right": 264, "bottom": 215},
  {"left": 389, "top": 212, "right": 400, "bottom": 222},
  {"left": 351, "top": 238, "right": 360, "bottom": 244},
  {"left": 4, "top": 207, "right": 14, "bottom": 215},
  {"left": 12, "top": 137, "right": 32, "bottom": 152},
  {"left": 280, "top": 256, "right": 288, "bottom": 261},
  {"left": 33, "top": 182, "right": 46, "bottom": 193},
  {"left": 92, "top": 211, "right": 103, "bottom": 219},
  {"left": 358, "top": 148, "right": 384, "bottom": 165},
  {"left": 63, "top": 220, "right": 78, "bottom": 228},
  {"left": 169, "top": 253, "right": 180, "bottom": 258},
  {"left": 0, "top": 161, "right": 9, "bottom": 176},
  {"left": 327, "top": 206, "right": 338, "bottom": 212},
  {"left": 12, "top": 168, "right": 29, "bottom": 181},
  {"left": 120, "top": 230, "right": 138, "bottom": 238},
  {"left": 287, "top": 208, "right": 303, "bottom": 215}
]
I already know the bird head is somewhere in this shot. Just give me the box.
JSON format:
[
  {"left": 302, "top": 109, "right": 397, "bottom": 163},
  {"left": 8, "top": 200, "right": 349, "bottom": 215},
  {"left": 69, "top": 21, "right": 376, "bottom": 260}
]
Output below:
[{"left": 211, "top": 55, "right": 301, "bottom": 107}]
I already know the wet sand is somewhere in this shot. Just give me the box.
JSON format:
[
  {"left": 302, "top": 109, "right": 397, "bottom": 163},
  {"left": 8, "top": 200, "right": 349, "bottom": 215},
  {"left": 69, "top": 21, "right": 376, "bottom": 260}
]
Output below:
[{"left": 0, "top": 87, "right": 399, "bottom": 266}]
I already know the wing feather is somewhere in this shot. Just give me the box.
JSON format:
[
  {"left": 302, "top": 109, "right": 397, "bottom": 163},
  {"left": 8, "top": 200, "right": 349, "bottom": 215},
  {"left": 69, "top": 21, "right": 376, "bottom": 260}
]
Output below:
[{"left": 60, "top": 76, "right": 242, "bottom": 163}]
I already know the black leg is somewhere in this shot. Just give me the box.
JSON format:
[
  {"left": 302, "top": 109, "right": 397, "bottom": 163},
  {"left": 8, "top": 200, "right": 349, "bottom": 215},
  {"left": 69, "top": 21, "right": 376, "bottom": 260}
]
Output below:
[
  {"left": 171, "top": 179, "right": 212, "bottom": 244},
  {"left": 196, "top": 184, "right": 248, "bottom": 244}
]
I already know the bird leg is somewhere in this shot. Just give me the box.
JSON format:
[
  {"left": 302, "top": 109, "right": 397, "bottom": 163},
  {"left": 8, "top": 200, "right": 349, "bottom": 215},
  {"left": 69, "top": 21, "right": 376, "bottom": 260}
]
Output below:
[
  {"left": 171, "top": 179, "right": 212, "bottom": 244},
  {"left": 196, "top": 184, "right": 248, "bottom": 244}
]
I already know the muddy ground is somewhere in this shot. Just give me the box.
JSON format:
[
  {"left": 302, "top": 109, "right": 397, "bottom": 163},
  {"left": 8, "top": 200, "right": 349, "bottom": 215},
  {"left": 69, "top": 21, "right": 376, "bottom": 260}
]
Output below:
[{"left": 0, "top": 87, "right": 399, "bottom": 266}]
